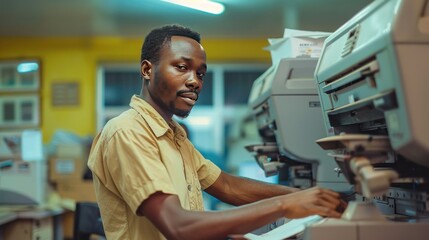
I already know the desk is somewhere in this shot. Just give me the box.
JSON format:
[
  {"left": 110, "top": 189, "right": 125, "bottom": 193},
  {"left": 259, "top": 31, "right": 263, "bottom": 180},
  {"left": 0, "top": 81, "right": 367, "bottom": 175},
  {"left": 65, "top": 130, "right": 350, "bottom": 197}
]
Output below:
[
  {"left": 0, "top": 212, "right": 17, "bottom": 226},
  {"left": 0, "top": 212, "right": 17, "bottom": 240},
  {"left": 0, "top": 208, "right": 64, "bottom": 240}
]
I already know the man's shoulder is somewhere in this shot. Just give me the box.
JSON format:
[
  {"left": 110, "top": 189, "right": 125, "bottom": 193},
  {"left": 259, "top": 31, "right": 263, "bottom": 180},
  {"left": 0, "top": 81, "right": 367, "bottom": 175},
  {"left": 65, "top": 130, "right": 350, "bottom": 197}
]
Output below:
[
  {"left": 108, "top": 108, "right": 136, "bottom": 123},
  {"left": 102, "top": 109, "right": 150, "bottom": 136}
]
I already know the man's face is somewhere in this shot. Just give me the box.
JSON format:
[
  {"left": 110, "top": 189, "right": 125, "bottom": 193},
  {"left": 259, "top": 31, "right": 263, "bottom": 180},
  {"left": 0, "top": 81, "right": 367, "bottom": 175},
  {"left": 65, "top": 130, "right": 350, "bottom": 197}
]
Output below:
[{"left": 145, "top": 36, "right": 207, "bottom": 119}]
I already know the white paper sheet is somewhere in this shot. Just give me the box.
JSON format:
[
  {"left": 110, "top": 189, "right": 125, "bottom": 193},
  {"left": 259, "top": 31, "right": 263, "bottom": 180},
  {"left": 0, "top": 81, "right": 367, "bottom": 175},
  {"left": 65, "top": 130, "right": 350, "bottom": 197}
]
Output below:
[
  {"left": 244, "top": 215, "right": 324, "bottom": 240},
  {"left": 21, "top": 130, "right": 43, "bottom": 161},
  {"left": 283, "top": 28, "right": 331, "bottom": 39}
]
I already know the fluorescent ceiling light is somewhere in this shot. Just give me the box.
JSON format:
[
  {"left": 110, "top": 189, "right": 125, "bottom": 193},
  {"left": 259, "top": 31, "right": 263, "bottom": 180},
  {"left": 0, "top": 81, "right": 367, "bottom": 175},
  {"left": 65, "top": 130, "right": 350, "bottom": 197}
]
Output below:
[
  {"left": 162, "top": 0, "right": 225, "bottom": 15},
  {"left": 17, "top": 62, "right": 39, "bottom": 73}
]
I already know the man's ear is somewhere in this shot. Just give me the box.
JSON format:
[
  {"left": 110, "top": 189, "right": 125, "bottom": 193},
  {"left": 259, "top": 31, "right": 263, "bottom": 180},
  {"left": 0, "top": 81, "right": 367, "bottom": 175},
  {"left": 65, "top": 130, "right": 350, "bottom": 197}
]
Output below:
[{"left": 141, "top": 60, "right": 152, "bottom": 80}]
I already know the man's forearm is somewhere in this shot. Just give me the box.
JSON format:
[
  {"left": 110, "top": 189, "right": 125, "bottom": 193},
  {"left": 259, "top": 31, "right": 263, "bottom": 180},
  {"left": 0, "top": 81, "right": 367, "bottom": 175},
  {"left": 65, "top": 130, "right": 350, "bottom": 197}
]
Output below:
[{"left": 206, "top": 172, "right": 300, "bottom": 206}]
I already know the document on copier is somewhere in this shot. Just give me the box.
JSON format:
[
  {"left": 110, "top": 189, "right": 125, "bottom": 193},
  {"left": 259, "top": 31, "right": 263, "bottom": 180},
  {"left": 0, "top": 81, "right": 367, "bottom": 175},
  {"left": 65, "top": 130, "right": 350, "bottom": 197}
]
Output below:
[{"left": 244, "top": 215, "right": 324, "bottom": 240}]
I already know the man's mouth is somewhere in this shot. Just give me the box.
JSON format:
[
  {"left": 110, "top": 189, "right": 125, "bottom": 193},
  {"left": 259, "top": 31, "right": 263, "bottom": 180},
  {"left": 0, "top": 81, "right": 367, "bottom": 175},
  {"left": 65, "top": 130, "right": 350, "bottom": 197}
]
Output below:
[
  {"left": 178, "top": 91, "right": 198, "bottom": 105},
  {"left": 180, "top": 92, "right": 198, "bottom": 101}
]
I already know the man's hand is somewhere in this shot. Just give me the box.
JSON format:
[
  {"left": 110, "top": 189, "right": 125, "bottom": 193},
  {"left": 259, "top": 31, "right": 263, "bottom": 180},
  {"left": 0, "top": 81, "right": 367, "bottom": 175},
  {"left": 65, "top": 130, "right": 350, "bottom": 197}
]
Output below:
[{"left": 279, "top": 186, "right": 347, "bottom": 219}]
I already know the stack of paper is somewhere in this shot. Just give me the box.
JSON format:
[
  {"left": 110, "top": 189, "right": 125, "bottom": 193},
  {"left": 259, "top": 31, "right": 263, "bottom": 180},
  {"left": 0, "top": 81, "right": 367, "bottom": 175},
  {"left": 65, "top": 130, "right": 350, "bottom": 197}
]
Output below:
[
  {"left": 244, "top": 215, "right": 324, "bottom": 240},
  {"left": 265, "top": 28, "right": 331, "bottom": 66}
]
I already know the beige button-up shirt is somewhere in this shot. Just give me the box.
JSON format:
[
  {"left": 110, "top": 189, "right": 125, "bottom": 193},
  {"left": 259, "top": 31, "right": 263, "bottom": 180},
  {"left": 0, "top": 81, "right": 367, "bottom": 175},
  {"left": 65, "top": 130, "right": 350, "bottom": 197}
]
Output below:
[{"left": 88, "top": 95, "right": 221, "bottom": 240}]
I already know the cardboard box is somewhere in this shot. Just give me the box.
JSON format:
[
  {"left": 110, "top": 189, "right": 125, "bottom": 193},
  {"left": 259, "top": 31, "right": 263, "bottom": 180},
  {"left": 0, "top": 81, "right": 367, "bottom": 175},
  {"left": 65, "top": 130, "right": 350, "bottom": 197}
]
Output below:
[
  {"left": 265, "top": 28, "right": 331, "bottom": 66},
  {"left": 56, "top": 179, "right": 97, "bottom": 202},
  {"left": 57, "top": 143, "right": 88, "bottom": 159},
  {"left": 49, "top": 157, "right": 84, "bottom": 182}
]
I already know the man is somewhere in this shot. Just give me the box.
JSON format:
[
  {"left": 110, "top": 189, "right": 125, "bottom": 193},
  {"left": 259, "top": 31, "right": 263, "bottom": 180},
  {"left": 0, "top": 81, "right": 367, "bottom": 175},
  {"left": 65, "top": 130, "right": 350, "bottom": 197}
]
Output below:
[{"left": 88, "top": 24, "right": 345, "bottom": 240}]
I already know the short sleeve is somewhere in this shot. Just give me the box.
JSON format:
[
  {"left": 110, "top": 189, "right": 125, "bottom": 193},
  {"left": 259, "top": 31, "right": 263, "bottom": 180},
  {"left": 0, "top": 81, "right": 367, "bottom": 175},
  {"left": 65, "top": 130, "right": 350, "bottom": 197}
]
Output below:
[{"left": 188, "top": 143, "right": 222, "bottom": 190}]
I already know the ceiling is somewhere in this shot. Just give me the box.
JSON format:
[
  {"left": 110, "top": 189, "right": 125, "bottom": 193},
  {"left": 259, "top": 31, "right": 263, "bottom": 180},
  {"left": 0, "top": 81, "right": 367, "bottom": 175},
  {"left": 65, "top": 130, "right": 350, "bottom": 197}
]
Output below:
[{"left": 0, "top": 0, "right": 374, "bottom": 39}]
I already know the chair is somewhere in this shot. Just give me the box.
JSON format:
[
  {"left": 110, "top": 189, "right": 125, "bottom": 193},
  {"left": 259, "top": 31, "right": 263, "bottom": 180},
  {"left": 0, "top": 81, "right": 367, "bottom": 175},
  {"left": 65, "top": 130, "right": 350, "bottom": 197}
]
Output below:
[{"left": 73, "top": 202, "right": 106, "bottom": 240}]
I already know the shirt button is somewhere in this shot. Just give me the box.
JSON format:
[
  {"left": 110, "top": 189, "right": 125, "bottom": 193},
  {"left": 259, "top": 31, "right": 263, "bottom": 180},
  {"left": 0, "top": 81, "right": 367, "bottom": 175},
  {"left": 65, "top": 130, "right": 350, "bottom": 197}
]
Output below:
[{"left": 187, "top": 185, "right": 192, "bottom": 191}]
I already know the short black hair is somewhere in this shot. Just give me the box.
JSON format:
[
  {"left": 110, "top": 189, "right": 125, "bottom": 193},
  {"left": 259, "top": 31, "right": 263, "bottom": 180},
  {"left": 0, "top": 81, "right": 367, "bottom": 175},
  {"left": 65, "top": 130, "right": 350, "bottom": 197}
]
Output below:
[{"left": 140, "top": 24, "right": 201, "bottom": 65}]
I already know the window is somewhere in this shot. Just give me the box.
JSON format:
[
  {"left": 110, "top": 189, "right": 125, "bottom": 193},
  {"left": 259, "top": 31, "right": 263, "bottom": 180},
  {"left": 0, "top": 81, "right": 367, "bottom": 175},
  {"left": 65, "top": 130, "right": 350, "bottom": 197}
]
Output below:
[
  {"left": 104, "top": 71, "right": 141, "bottom": 107},
  {"left": 0, "top": 60, "right": 41, "bottom": 129},
  {"left": 224, "top": 71, "right": 262, "bottom": 106}
]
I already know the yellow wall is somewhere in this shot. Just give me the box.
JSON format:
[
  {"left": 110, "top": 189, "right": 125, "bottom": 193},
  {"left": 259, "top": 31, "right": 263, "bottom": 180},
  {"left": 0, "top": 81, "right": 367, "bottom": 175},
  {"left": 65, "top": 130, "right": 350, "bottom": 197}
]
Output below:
[{"left": 0, "top": 37, "right": 271, "bottom": 142}]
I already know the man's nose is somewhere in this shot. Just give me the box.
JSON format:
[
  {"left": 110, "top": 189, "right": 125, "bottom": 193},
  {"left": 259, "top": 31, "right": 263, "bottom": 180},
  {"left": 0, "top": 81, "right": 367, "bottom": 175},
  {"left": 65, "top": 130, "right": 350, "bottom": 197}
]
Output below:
[{"left": 185, "top": 72, "right": 201, "bottom": 89}]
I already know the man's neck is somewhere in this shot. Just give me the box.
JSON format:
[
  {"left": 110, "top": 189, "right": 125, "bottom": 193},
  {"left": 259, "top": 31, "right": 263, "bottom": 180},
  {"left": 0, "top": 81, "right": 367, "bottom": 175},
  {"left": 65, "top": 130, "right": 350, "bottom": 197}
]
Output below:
[{"left": 138, "top": 94, "right": 173, "bottom": 122}]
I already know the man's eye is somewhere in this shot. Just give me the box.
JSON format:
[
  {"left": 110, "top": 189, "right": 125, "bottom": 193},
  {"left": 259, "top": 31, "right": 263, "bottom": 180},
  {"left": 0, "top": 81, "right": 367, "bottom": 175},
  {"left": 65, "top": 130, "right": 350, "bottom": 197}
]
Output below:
[
  {"left": 177, "top": 65, "right": 187, "bottom": 70},
  {"left": 198, "top": 72, "right": 206, "bottom": 79}
]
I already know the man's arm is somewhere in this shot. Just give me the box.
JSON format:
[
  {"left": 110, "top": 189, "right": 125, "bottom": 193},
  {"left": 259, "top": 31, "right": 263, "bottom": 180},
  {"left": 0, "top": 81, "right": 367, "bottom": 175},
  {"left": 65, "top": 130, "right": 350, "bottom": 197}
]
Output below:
[
  {"left": 205, "top": 171, "right": 300, "bottom": 206},
  {"left": 138, "top": 184, "right": 344, "bottom": 240}
]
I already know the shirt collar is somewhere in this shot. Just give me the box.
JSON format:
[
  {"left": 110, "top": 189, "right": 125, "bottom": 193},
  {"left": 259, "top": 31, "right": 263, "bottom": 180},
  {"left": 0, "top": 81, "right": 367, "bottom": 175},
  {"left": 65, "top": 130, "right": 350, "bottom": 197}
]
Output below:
[{"left": 129, "top": 95, "right": 186, "bottom": 141}]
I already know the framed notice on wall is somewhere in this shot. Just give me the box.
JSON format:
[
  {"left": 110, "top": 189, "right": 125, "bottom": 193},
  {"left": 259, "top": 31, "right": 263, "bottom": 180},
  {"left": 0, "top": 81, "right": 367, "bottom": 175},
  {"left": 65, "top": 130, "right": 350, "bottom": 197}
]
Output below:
[{"left": 52, "top": 82, "right": 79, "bottom": 106}]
